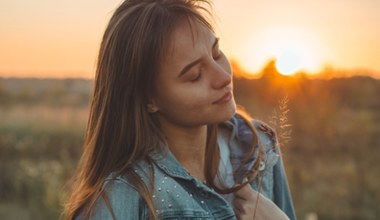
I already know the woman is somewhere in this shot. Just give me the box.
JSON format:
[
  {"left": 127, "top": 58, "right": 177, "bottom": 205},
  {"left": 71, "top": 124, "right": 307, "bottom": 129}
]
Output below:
[{"left": 64, "top": 0, "right": 296, "bottom": 219}]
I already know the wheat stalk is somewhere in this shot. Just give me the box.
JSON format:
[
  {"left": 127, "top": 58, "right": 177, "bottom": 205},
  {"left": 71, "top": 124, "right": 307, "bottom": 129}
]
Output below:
[{"left": 269, "top": 94, "right": 292, "bottom": 147}]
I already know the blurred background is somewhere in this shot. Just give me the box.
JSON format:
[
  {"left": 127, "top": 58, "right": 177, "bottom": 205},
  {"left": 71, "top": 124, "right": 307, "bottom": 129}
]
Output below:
[{"left": 0, "top": 0, "right": 379, "bottom": 219}]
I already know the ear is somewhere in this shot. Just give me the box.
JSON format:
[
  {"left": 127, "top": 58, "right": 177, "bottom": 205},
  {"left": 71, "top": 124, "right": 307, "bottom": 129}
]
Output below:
[{"left": 147, "top": 100, "right": 159, "bottom": 113}]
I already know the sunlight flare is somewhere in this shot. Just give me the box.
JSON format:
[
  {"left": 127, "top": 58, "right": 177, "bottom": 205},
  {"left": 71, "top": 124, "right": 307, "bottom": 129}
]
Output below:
[{"left": 237, "top": 27, "right": 324, "bottom": 76}]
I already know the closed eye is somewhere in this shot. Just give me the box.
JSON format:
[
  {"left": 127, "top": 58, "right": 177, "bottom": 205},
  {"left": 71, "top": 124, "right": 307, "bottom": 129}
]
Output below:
[
  {"left": 190, "top": 68, "right": 202, "bottom": 82},
  {"left": 191, "top": 73, "right": 201, "bottom": 82},
  {"left": 213, "top": 51, "right": 222, "bottom": 60}
]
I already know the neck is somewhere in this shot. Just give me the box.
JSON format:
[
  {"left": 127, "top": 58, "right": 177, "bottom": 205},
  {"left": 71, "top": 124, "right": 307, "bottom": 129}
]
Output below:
[{"left": 160, "top": 122, "right": 208, "bottom": 181}]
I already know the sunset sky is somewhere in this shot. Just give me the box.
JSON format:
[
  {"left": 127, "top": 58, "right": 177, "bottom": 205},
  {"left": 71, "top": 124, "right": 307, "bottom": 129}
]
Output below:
[{"left": 1, "top": 0, "right": 379, "bottom": 78}]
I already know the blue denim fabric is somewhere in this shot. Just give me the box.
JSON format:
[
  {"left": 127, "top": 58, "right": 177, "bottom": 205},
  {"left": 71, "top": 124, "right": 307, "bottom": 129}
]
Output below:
[{"left": 80, "top": 115, "right": 297, "bottom": 219}]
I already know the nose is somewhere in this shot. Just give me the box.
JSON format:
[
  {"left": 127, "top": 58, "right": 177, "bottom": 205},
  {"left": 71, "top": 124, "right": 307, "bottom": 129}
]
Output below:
[{"left": 211, "top": 64, "right": 232, "bottom": 89}]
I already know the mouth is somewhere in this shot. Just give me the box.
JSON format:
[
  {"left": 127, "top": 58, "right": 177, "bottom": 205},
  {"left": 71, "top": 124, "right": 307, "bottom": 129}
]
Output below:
[{"left": 212, "top": 91, "right": 232, "bottom": 104}]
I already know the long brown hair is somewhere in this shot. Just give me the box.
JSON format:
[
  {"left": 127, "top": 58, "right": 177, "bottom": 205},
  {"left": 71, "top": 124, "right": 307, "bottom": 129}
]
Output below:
[{"left": 64, "top": 0, "right": 263, "bottom": 219}]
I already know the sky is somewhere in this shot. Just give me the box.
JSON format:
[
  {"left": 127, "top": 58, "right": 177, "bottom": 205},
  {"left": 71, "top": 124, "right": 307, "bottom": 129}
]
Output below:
[{"left": 0, "top": 0, "right": 379, "bottom": 78}]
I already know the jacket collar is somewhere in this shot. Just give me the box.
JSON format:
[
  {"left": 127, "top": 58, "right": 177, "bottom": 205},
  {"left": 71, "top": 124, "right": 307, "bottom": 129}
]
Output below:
[
  {"left": 148, "top": 115, "right": 241, "bottom": 181},
  {"left": 149, "top": 145, "right": 193, "bottom": 180}
]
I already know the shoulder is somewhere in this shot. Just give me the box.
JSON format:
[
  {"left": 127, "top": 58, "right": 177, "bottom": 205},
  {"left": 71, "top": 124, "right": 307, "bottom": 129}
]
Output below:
[
  {"left": 253, "top": 119, "right": 276, "bottom": 138},
  {"left": 103, "top": 175, "right": 140, "bottom": 196},
  {"left": 102, "top": 158, "right": 157, "bottom": 197},
  {"left": 88, "top": 175, "right": 146, "bottom": 219},
  {"left": 232, "top": 114, "right": 278, "bottom": 149},
  {"left": 73, "top": 175, "right": 145, "bottom": 220},
  {"left": 253, "top": 119, "right": 278, "bottom": 147}
]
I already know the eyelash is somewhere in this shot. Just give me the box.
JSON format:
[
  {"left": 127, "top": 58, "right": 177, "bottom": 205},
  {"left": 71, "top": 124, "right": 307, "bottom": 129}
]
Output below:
[
  {"left": 214, "top": 53, "right": 221, "bottom": 60},
  {"left": 213, "top": 49, "right": 222, "bottom": 60}
]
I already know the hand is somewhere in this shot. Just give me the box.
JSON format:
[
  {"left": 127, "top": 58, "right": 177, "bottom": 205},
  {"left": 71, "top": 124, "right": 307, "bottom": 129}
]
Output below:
[{"left": 233, "top": 184, "right": 290, "bottom": 220}]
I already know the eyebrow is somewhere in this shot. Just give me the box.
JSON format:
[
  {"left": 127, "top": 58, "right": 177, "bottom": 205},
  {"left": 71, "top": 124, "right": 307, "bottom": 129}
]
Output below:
[{"left": 178, "top": 37, "right": 220, "bottom": 77}]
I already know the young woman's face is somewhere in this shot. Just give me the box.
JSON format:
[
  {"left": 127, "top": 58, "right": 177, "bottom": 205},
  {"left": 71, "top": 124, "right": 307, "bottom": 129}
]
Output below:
[{"left": 151, "top": 20, "right": 236, "bottom": 127}]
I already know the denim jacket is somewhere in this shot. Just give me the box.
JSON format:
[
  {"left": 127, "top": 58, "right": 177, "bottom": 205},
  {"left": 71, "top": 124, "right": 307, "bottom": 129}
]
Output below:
[{"left": 82, "top": 115, "right": 296, "bottom": 220}]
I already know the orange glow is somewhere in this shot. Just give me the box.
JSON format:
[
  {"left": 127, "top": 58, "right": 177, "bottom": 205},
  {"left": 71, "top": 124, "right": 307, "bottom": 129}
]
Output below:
[
  {"left": 234, "top": 27, "right": 326, "bottom": 76},
  {"left": 1, "top": 0, "right": 380, "bottom": 78}
]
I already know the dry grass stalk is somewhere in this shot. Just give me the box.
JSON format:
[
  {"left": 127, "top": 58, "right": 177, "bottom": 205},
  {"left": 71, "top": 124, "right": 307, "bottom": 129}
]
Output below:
[{"left": 269, "top": 94, "right": 292, "bottom": 147}]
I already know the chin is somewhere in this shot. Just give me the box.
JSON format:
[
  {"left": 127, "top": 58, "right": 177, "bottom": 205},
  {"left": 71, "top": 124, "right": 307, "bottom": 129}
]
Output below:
[
  {"left": 211, "top": 100, "right": 237, "bottom": 124},
  {"left": 223, "top": 101, "right": 237, "bottom": 120}
]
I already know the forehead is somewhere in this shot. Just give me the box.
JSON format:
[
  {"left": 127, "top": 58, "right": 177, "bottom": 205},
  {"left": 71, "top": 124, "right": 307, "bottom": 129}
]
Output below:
[
  {"left": 171, "top": 19, "right": 212, "bottom": 51},
  {"left": 161, "top": 19, "right": 214, "bottom": 72}
]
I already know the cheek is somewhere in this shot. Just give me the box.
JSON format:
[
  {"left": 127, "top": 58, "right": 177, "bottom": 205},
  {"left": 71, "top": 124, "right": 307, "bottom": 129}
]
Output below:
[
  {"left": 163, "top": 89, "right": 236, "bottom": 126},
  {"left": 154, "top": 83, "right": 214, "bottom": 124},
  {"left": 158, "top": 85, "right": 209, "bottom": 111}
]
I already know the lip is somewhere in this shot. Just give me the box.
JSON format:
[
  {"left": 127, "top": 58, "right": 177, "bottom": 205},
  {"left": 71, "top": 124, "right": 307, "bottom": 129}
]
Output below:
[{"left": 212, "top": 91, "right": 232, "bottom": 104}]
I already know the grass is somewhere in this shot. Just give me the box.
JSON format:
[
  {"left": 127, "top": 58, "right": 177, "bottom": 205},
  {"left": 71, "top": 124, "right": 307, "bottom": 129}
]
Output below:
[
  {"left": 0, "top": 105, "right": 87, "bottom": 220},
  {"left": 1, "top": 74, "right": 380, "bottom": 219}
]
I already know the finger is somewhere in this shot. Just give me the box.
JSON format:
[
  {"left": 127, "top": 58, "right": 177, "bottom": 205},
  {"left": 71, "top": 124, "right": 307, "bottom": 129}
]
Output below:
[
  {"left": 233, "top": 193, "right": 255, "bottom": 218},
  {"left": 233, "top": 205, "right": 246, "bottom": 220},
  {"left": 233, "top": 198, "right": 244, "bottom": 213},
  {"left": 234, "top": 184, "right": 258, "bottom": 201},
  {"left": 234, "top": 198, "right": 255, "bottom": 213},
  {"left": 233, "top": 206, "right": 243, "bottom": 215}
]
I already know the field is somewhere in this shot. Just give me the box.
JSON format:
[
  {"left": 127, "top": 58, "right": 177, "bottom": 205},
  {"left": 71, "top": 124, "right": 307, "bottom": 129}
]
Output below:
[{"left": 0, "top": 63, "right": 379, "bottom": 219}]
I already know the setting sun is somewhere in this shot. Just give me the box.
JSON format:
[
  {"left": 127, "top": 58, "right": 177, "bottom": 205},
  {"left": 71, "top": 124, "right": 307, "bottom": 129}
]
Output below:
[
  {"left": 273, "top": 38, "right": 317, "bottom": 76},
  {"left": 1, "top": 0, "right": 380, "bottom": 78},
  {"left": 235, "top": 27, "right": 326, "bottom": 76},
  {"left": 275, "top": 49, "right": 303, "bottom": 75}
]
